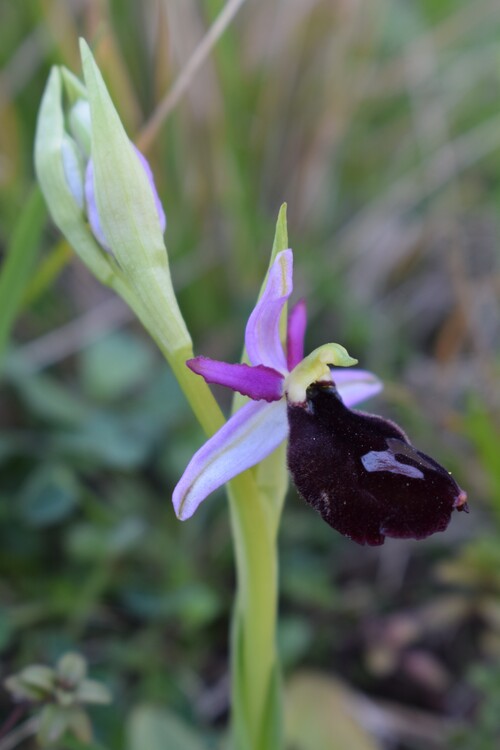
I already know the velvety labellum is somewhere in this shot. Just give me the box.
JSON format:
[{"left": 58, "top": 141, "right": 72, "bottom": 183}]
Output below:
[{"left": 287, "top": 382, "right": 468, "bottom": 546}]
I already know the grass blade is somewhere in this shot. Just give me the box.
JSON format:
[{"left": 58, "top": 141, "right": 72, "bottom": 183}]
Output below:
[{"left": 0, "top": 186, "right": 46, "bottom": 369}]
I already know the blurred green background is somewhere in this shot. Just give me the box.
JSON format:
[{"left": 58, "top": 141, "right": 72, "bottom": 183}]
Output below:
[{"left": 1, "top": 1, "right": 500, "bottom": 748}]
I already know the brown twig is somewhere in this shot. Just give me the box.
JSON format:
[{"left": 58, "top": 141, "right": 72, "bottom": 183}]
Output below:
[{"left": 136, "top": 0, "right": 247, "bottom": 153}]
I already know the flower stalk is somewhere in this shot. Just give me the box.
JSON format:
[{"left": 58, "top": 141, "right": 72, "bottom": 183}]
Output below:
[
  {"left": 229, "top": 480, "right": 282, "bottom": 750},
  {"left": 228, "top": 214, "right": 291, "bottom": 750}
]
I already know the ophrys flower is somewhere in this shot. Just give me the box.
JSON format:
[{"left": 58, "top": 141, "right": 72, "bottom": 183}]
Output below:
[{"left": 173, "top": 249, "right": 467, "bottom": 544}]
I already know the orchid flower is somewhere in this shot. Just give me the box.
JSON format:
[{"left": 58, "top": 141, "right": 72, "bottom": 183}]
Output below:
[
  {"left": 174, "top": 249, "right": 468, "bottom": 545},
  {"left": 173, "top": 249, "right": 378, "bottom": 521}
]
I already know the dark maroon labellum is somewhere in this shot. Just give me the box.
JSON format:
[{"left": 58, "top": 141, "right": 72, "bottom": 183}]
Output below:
[{"left": 287, "top": 381, "right": 468, "bottom": 546}]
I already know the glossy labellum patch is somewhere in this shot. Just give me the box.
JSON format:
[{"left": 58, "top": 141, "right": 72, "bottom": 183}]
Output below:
[{"left": 287, "top": 380, "right": 468, "bottom": 546}]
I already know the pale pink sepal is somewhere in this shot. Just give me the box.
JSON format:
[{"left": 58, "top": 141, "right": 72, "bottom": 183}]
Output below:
[
  {"left": 134, "top": 148, "right": 166, "bottom": 233},
  {"left": 332, "top": 368, "right": 383, "bottom": 407},
  {"left": 287, "top": 299, "right": 307, "bottom": 370},
  {"left": 187, "top": 357, "right": 284, "bottom": 402},
  {"left": 85, "top": 159, "right": 109, "bottom": 250},
  {"left": 85, "top": 144, "right": 166, "bottom": 253},
  {"left": 173, "top": 399, "right": 288, "bottom": 520},
  {"left": 245, "top": 249, "right": 293, "bottom": 373}
]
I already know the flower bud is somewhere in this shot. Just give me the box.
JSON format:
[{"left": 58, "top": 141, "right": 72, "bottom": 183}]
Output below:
[
  {"left": 68, "top": 98, "right": 91, "bottom": 157},
  {"left": 35, "top": 66, "right": 114, "bottom": 287},
  {"left": 35, "top": 41, "right": 192, "bottom": 359}
]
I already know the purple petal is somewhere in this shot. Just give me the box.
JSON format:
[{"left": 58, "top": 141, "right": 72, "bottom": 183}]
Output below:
[
  {"left": 287, "top": 299, "right": 307, "bottom": 370},
  {"left": 332, "top": 368, "right": 383, "bottom": 407},
  {"left": 84, "top": 143, "right": 166, "bottom": 253},
  {"left": 245, "top": 249, "right": 293, "bottom": 373},
  {"left": 61, "top": 135, "right": 85, "bottom": 209},
  {"left": 187, "top": 357, "right": 284, "bottom": 402},
  {"left": 134, "top": 147, "right": 166, "bottom": 233},
  {"left": 173, "top": 399, "right": 288, "bottom": 520}
]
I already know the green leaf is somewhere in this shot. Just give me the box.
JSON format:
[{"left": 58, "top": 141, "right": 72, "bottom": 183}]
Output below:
[
  {"left": 66, "top": 517, "right": 146, "bottom": 562},
  {"left": 121, "top": 583, "right": 219, "bottom": 627},
  {"left": 256, "top": 441, "right": 288, "bottom": 538},
  {"left": 51, "top": 412, "right": 155, "bottom": 469},
  {"left": 37, "top": 704, "right": 70, "bottom": 747},
  {"left": 229, "top": 608, "right": 252, "bottom": 750},
  {"left": 285, "top": 672, "right": 380, "bottom": 750},
  {"left": 67, "top": 707, "right": 93, "bottom": 743},
  {"left": 0, "top": 606, "right": 14, "bottom": 651},
  {"left": 127, "top": 706, "right": 208, "bottom": 750},
  {"left": 80, "top": 332, "right": 154, "bottom": 401},
  {"left": 63, "top": 736, "right": 109, "bottom": 750},
  {"left": 76, "top": 678, "right": 112, "bottom": 705},
  {"left": 228, "top": 607, "right": 282, "bottom": 750},
  {"left": 0, "top": 187, "right": 46, "bottom": 370},
  {"left": 464, "top": 397, "right": 500, "bottom": 520},
  {"left": 258, "top": 662, "right": 283, "bottom": 750},
  {"left": 4, "top": 665, "right": 55, "bottom": 702},
  {"left": 22, "top": 239, "right": 72, "bottom": 307},
  {"left": 7, "top": 368, "right": 89, "bottom": 425},
  {"left": 270, "top": 202, "right": 288, "bottom": 263},
  {"left": 19, "top": 464, "right": 79, "bottom": 527},
  {"left": 277, "top": 617, "right": 313, "bottom": 668},
  {"left": 16, "top": 665, "right": 55, "bottom": 692},
  {"left": 4, "top": 674, "right": 43, "bottom": 702},
  {"left": 255, "top": 203, "right": 289, "bottom": 306}
]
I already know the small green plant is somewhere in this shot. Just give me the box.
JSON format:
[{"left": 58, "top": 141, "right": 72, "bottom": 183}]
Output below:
[{"left": 3, "top": 651, "right": 111, "bottom": 747}]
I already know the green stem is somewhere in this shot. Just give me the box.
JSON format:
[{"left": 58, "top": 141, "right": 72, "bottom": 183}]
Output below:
[
  {"left": 228, "top": 480, "right": 281, "bottom": 750},
  {"left": 168, "top": 346, "right": 225, "bottom": 435},
  {"left": 167, "top": 346, "right": 282, "bottom": 749}
]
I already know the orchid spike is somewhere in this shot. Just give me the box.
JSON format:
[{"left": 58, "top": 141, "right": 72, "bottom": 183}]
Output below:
[{"left": 173, "top": 250, "right": 467, "bottom": 545}]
